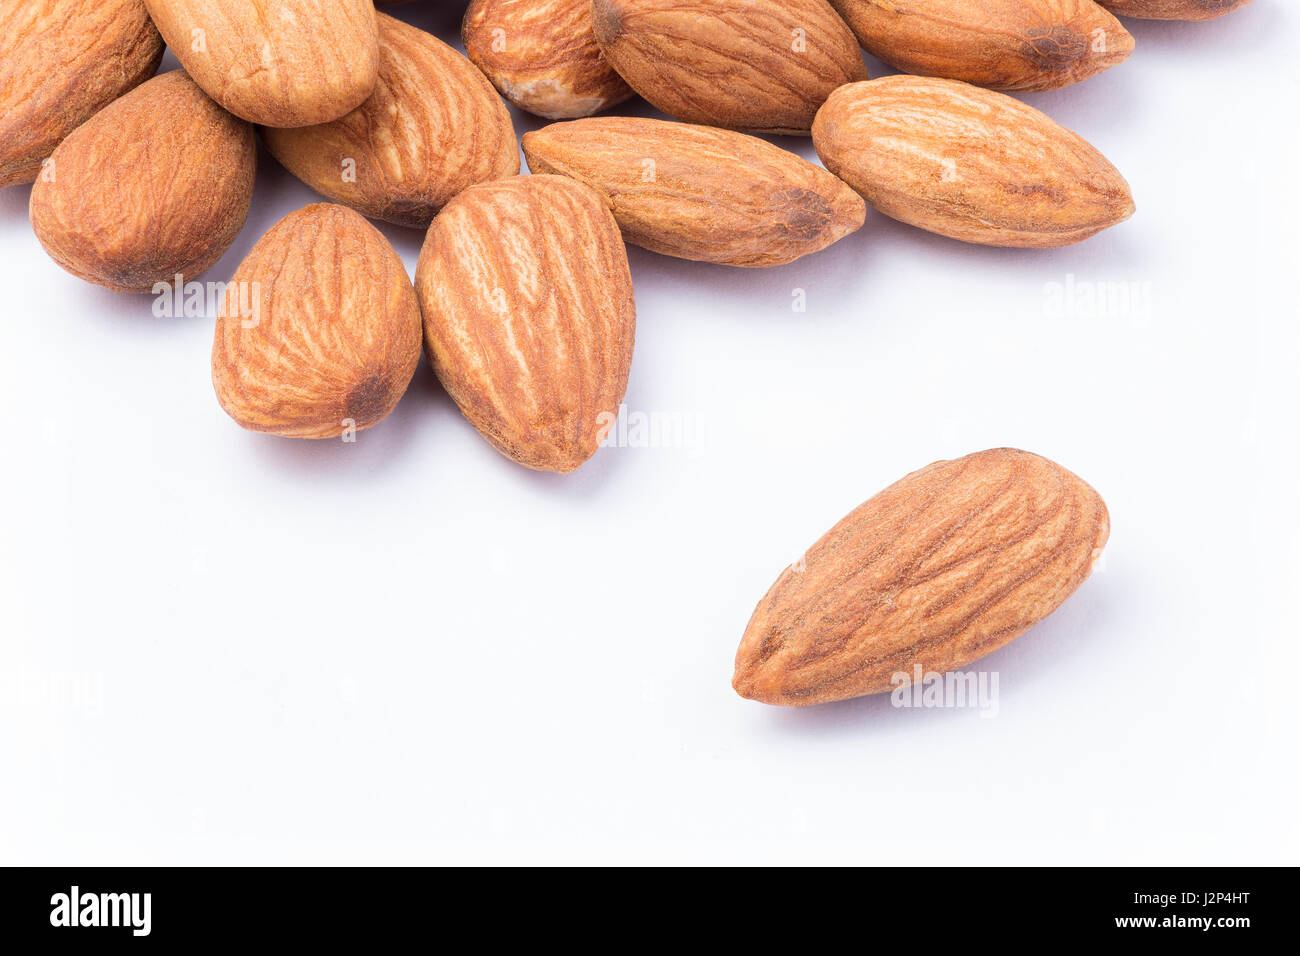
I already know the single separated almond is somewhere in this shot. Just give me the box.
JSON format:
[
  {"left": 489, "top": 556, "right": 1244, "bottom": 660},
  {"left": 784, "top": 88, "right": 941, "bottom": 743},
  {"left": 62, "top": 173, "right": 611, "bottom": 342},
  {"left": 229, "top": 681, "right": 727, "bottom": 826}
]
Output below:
[
  {"left": 463, "top": 0, "right": 634, "bottom": 120},
  {"left": 523, "top": 117, "right": 866, "bottom": 267},
  {"left": 812, "top": 76, "right": 1134, "bottom": 247},
  {"left": 416, "top": 175, "right": 635, "bottom": 474},
  {"left": 263, "top": 14, "right": 518, "bottom": 228},
  {"left": 1095, "top": 0, "right": 1252, "bottom": 18},
  {"left": 30, "top": 71, "right": 256, "bottom": 294},
  {"left": 212, "top": 204, "right": 422, "bottom": 439},
  {"left": 591, "top": 0, "right": 868, "bottom": 135},
  {"left": 0, "top": 0, "right": 164, "bottom": 188},
  {"left": 142, "top": 0, "right": 379, "bottom": 127},
  {"left": 734, "top": 448, "right": 1109, "bottom": 707},
  {"left": 827, "top": 0, "right": 1133, "bottom": 92}
]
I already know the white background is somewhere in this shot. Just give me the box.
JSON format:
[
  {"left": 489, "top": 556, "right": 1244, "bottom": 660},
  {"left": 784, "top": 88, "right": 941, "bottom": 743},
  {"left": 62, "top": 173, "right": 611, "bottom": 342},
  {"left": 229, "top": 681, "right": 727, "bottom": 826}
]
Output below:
[{"left": 2, "top": 2, "right": 1297, "bottom": 865}]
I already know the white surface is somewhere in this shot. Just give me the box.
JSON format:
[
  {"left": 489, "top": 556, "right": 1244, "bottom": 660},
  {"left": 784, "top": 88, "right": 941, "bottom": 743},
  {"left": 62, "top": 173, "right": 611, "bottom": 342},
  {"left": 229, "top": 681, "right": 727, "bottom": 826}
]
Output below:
[{"left": 2, "top": 4, "right": 1297, "bottom": 866}]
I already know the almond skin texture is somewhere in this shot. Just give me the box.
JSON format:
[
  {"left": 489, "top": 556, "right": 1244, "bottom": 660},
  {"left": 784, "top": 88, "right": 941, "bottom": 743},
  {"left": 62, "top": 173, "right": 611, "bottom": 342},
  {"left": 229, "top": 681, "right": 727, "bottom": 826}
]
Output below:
[
  {"left": 0, "top": 0, "right": 163, "bottom": 188},
  {"left": 463, "top": 0, "right": 634, "bottom": 120},
  {"left": 30, "top": 71, "right": 256, "bottom": 294},
  {"left": 827, "top": 1, "right": 1133, "bottom": 93},
  {"left": 734, "top": 448, "right": 1109, "bottom": 707},
  {"left": 591, "top": 0, "right": 868, "bottom": 135},
  {"left": 263, "top": 14, "right": 518, "bottom": 228},
  {"left": 415, "top": 175, "right": 635, "bottom": 474},
  {"left": 812, "top": 76, "right": 1134, "bottom": 248},
  {"left": 523, "top": 117, "right": 866, "bottom": 267},
  {"left": 142, "top": 0, "right": 379, "bottom": 127},
  {"left": 1095, "top": 0, "right": 1252, "bottom": 18},
  {"left": 212, "top": 204, "right": 421, "bottom": 439}
]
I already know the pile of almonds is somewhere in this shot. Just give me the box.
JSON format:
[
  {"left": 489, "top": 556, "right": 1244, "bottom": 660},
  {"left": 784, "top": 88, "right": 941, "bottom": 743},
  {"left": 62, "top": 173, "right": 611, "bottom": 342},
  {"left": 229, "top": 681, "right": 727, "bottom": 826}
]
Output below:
[{"left": 1, "top": 0, "right": 1255, "bottom": 706}]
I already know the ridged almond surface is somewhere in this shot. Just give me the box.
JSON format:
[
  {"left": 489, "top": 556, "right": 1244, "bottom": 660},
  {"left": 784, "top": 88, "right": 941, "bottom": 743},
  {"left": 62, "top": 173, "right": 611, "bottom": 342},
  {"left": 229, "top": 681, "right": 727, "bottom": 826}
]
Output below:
[
  {"left": 0, "top": 0, "right": 163, "bottom": 188},
  {"left": 29, "top": 71, "right": 256, "bottom": 294},
  {"left": 734, "top": 448, "right": 1109, "bottom": 706},
  {"left": 463, "top": 0, "right": 634, "bottom": 120},
  {"left": 591, "top": 0, "right": 868, "bottom": 135},
  {"left": 812, "top": 76, "right": 1134, "bottom": 248},
  {"left": 1095, "top": 0, "right": 1251, "bottom": 18},
  {"left": 415, "top": 175, "right": 635, "bottom": 474},
  {"left": 522, "top": 117, "right": 866, "bottom": 267},
  {"left": 828, "top": 0, "right": 1133, "bottom": 92},
  {"left": 142, "top": 0, "right": 379, "bottom": 127},
  {"left": 212, "top": 204, "right": 422, "bottom": 439},
  {"left": 263, "top": 14, "right": 518, "bottom": 228}
]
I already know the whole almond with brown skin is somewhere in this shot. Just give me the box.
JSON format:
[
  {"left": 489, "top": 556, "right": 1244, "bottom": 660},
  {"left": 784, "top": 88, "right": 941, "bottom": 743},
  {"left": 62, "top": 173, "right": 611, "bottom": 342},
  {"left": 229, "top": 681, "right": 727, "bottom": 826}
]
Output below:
[
  {"left": 813, "top": 76, "right": 1134, "bottom": 248},
  {"left": 263, "top": 14, "right": 518, "bottom": 228},
  {"left": 827, "top": 1, "right": 1133, "bottom": 93},
  {"left": 142, "top": 0, "right": 379, "bottom": 127},
  {"left": 463, "top": 0, "right": 634, "bottom": 120},
  {"left": 591, "top": 0, "right": 868, "bottom": 135},
  {"left": 0, "top": 0, "right": 163, "bottom": 188},
  {"left": 1095, "top": 0, "right": 1251, "bottom": 18},
  {"left": 734, "top": 448, "right": 1109, "bottom": 706},
  {"left": 416, "top": 175, "right": 635, "bottom": 473},
  {"left": 523, "top": 117, "right": 866, "bottom": 267},
  {"left": 30, "top": 71, "right": 256, "bottom": 294},
  {"left": 212, "top": 204, "right": 421, "bottom": 439}
]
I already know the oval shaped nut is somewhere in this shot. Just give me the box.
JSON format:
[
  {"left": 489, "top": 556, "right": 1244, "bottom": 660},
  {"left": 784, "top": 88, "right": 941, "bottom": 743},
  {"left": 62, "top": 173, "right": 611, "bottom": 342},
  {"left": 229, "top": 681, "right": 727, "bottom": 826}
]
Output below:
[
  {"left": 263, "top": 14, "right": 518, "bottom": 228},
  {"left": 812, "top": 76, "right": 1134, "bottom": 248},
  {"left": 1095, "top": 0, "right": 1252, "bottom": 19},
  {"left": 415, "top": 175, "right": 636, "bottom": 474},
  {"left": 734, "top": 448, "right": 1110, "bottom": 707},
  {"left": 0, "top": 0, "right": 163, "bottom": 188},
  {"left": 523, "top": 117, "right": 865, "bottom": 267},
  {"left": 212, "top": 204, "right": 422, "bottom": 439},
  {"left": 591, "top": 0, "right": 868, "bottom": 135},
  {"left": 29, "top": 71, "right": 256, "bottom": 294},
  {"left": 827, "top": 0, "right": 1133, "bottom": 93},
  {"left": 463, "top": 0, "right": 634, "bottom": 120},
  {"left": 142, "top": 0, "right": 379, "bottom": 127}
]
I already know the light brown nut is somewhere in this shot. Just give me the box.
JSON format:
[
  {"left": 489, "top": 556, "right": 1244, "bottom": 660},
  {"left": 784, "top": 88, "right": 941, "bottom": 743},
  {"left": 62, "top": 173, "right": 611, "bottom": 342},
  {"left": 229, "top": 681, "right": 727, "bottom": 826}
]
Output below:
[
  {"left": 0, "top": 0, "right": 163, "bottom": 188},
  {"left": 734, "top": 448, "right": 1109, "bottom": 707},
  {"left": 463, "top": 0, "right": 634, "bottom": 120},
  {"left": 1096, "top": 0, "right": 1252, "bottom": 19},
  {"left": 212, "top": 204, "right": 421, "bottom": 439},
  {"left": 812, "top": 75, "right": 1134, "bottom": 248},
  {"left": 591, "top": 0, "right": 868, "bottom": 135},
  {"left": 415, "top": 175, "right": 635, "bottom": 474},
  {"left": 827, "top": 0, "right": 1133, "bottom": 93},
  {"left": 522, "top": 117, "right": 866, "bottom": 267},
  {"left": 141, "top": 0, "right": 379, "bottom": 127},
  {"left": 29, "top": 71, "right": 256, "bottom": 294},
  {"left": 263, "top": 14, "right": 518, "bottom": 228}
]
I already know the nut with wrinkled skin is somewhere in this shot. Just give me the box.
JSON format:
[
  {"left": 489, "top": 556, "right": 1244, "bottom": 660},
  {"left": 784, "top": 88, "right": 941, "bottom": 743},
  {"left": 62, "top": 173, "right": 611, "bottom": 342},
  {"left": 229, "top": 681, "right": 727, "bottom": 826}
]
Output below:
[
  {"left": 0, "top": 0, "right": 164, "bottom": 189},
  {"left": 591, "top": 0, "right": 868, "bottom": 135},
  {"left": 212, "top": 204, "right": 422, "bottom": 439},
  {"left": 416, "top": 175, "right": 636, "bottom": 474},
  {"left": 734, "top": 448, "right": 1109, "bottom": 707},
  {"left": 812, "top": 75, "right": 1134, "bottom": 248},
  {"left": 827, "top": 0, "right": 1134, "bottom": 93},
  {"left": 263, "top": 13, "right": 518, "bottom": 228},
  {"left": 30, "top": 71, "right": 256, "bottom": 294},
  {"left": 1095, "top": 0, "right": 1252, "bottom": 19},
  {"left": 142, "top": 0, "right": 379, "bottom": 127},
  {"left": 463, "top": 0, "right": 634, "bottom": 120},
  {"left": 522, "top": 117, "right": 866, "bottom": 267}
]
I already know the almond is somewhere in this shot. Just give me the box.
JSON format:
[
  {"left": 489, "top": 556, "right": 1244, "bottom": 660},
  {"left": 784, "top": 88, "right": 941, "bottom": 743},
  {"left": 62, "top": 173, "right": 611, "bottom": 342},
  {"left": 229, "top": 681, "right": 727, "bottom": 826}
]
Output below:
[
  {"left": 415, "top": 175, "right": 635, "bottom": 474},
  {"left": 522, "top": 117, "right": 866, "bottom": 267},
  {"left": 828, "top": 0, "right": 1133, "bottom": 92},
  {"left": 1095, "top": 0, "right": 1252, "bottom": 18},
  {"left": 734, "top": 448, "right": 1109, "bottom": 707},
  {"left": 212, "top": 204, "right": 421, "bottom": 439},
  {"left": 591, "top": 0, "right": 868, "bottom": 135},
  {"left": 142, "top": 0, "right": 379, "bottom": 127},
  {"left": 263, "top": 14, "right": 518, "bottom": 228},
  {"left": 30, "top": 71, "right": 256, "bottom": 294},
  {"left": 812, "top": 76, "right": 1134, "bottom": 248},
  {"left": 463, "top": 0, "right": 635, "bottom": 120},
  {"left": 0, "top": 0, "right": 163, "bottom": 188}
]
